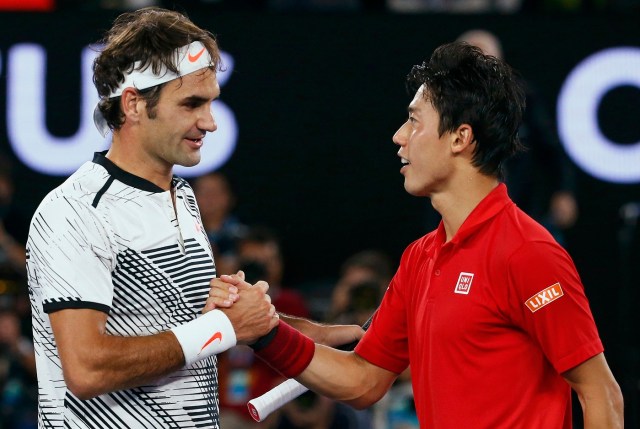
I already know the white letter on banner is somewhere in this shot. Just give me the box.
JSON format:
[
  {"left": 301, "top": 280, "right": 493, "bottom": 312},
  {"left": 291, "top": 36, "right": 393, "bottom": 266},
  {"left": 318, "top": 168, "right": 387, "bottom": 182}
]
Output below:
[
  {"left": 7, "top": 44, "right": 106, "bottom": 175},
  {"left": 7, "top": 45, "right": 237, "bottom": 177},
  {"left": 557, "top": 47, "right": 640, "bottom": 184}
]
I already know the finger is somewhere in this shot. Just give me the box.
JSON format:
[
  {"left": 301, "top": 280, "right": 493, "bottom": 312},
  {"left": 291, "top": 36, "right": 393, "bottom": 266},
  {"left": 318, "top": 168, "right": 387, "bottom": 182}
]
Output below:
[
  {"left": 209, "top": 283, "right": 238, "bottom": 298},
  {"left": 201, "top": 299, "right": 216, "bottom": 314},
  {"left": 203, "top": 296, "right": 233, "bottom": 312},
  {"left": 268, "top": 305, "right": 276, "bottom": 318},
  {"left": 220, "top": 274, "right": 251, "bottom": 290},
  {"left": 209, "top": 278, "right": 238, "bottom": 293},
  {"left": 219, "top": 274, "right": 242, "bottom": 285},
  {"left": 268, "top": 311, "right": 279, "bottom": 330},
  {"left": 236, "top": 270, "right": 245, "bottom": 281},
  {"left": 209, "top": 279, "right": 239, "bottom": 303},
  {"left": 254, "top": 280, "right": 269, "bottom": 293}
]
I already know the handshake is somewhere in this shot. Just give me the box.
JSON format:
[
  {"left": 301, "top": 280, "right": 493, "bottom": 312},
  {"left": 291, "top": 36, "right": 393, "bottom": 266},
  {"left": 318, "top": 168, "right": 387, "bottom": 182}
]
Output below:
[{"left": 204, "top": 271, "right": 280, "bottom": 345}]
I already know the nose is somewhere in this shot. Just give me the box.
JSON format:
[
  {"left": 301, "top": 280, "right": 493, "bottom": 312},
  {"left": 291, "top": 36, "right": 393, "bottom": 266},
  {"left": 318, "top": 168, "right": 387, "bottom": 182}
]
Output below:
[
  {"left": 199, "top": 104, "right": 217, "bottom": 133},
  {"left": 392, "top": 122, "right": 408, "bottom": 146}
]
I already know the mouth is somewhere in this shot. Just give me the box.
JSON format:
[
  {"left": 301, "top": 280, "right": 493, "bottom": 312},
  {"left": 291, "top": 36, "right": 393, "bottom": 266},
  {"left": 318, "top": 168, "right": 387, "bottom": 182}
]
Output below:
[
  {"left": 184, "top": 136, "right": 204, "bottom": 148},
  {"left": 400, "top": 157, "right": 410, "bottom": 172}
]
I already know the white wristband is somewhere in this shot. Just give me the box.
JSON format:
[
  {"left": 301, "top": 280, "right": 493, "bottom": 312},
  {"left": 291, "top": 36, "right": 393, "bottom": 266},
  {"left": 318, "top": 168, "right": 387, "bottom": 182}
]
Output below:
[{"left": 171, "top": 310, "right": 237, "bottom": 366}]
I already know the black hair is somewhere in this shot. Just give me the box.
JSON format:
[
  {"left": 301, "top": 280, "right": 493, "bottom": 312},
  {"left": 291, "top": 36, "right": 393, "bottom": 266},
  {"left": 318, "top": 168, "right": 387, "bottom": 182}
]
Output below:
[{"left": 406, "top": 41, "right": 526, "bottom": 178}]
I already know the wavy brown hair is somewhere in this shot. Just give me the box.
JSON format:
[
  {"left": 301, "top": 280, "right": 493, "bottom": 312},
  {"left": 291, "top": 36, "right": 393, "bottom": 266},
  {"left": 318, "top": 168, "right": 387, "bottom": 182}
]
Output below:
[{"left": 93, "top": 7, "right": 221, "bottom": 133}]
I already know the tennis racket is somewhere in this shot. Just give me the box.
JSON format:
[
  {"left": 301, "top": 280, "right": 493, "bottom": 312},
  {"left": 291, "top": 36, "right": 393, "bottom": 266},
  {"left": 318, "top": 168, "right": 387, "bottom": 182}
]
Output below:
[{"left": 247, "top": 314, "right": 374, "bottom": 422}]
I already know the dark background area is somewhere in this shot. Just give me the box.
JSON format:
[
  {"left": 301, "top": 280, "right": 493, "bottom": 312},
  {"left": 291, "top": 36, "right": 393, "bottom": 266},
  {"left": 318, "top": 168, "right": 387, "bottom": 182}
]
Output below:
[{"left": 0, "top": 8, "right": 639, "bottom": 425}]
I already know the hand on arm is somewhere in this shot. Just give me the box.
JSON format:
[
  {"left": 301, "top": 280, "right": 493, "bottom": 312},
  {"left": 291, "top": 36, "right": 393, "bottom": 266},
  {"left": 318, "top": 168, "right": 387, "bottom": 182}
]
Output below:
[
  {"left": 207, "top": 274, "right": 364, "bottom": 347},
  {"left": 562, "top": 353, "right": 623, "bottom": 429},
  {"left": 280, "top": 314, "right": 364, "bottom": 347}
]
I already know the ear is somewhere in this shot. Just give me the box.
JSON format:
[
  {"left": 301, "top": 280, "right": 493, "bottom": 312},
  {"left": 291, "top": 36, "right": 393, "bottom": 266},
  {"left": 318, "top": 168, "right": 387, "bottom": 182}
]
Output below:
[
  {"left": 120, "top": 88, "right": 146, "bottom": 125},
  {"left": 451, "top": 124, "right": 475, "bottom": 155}
]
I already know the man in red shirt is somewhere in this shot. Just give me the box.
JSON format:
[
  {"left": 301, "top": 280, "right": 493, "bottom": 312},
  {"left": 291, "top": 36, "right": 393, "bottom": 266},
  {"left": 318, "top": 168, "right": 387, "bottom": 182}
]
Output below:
[{"left": 216, "top": 41, "right": 623, "bottom": 428}]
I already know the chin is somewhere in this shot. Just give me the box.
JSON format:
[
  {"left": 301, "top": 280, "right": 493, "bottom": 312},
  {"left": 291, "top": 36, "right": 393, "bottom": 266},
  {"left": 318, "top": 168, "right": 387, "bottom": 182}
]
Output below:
[
  {"left": 404, "top": 182, "right": 428, "bottom": 197},
  {"left": 177, "top": 155, "right": 201, "bottom": 168}
]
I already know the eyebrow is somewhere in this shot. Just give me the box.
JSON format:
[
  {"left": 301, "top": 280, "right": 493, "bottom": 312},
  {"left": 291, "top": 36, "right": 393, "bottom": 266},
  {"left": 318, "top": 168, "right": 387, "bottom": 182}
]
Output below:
[
  {"left": 182, "top": 95, "right": 213, "bottom": 104},
  {"left": 408, "top": 105, "right": 420, "bottom": 114}
]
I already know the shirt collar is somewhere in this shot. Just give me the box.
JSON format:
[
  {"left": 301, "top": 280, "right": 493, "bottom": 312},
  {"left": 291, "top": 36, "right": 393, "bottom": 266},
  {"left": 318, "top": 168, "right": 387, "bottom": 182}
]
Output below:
[
  {"left": 433, "top": 183, "right": 513, "bottom": 248},
  {"left": 92, "top": 151, "right": 172, "bottom": 193}
]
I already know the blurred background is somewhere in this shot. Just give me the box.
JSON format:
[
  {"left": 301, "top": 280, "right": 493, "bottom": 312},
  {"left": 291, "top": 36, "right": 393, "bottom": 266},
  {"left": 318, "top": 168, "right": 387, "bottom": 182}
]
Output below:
[{"left": 0, "top": 0, "right": 638, "bottom": 428}]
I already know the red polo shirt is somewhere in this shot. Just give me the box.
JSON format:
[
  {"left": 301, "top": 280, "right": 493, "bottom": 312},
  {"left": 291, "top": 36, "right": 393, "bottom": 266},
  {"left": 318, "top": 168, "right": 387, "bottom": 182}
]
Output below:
[{"left": 355, "top": 184, "right": 602, "bottom": 428}]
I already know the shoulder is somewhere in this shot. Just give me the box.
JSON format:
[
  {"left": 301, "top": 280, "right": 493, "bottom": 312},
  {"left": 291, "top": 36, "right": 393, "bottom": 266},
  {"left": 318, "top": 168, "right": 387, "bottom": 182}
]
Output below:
[
  {"left": 30, "top": 162, "right": 115, "bottom": 240},
  {"left": 35, "top": 166, "right": 99, "bottom": 215},
  {"left": 38, "top": 161, "right": 112, "bottom": 208},
  {"left": 498, "top": 204, "right": 558, "bottom": 250}
]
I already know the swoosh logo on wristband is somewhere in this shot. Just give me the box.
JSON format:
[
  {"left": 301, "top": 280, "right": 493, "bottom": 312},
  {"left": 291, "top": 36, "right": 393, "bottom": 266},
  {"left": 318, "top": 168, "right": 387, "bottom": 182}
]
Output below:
[
  {"left": 188, "top": 47, "right": 206, "bottom": 63},
  {"left": 199, "top": 331, "right": 223, "bottom": 354}
]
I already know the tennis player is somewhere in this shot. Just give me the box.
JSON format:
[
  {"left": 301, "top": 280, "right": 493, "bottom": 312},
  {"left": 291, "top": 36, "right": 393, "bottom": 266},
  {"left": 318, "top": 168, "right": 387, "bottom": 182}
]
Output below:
[
  {"left": 26, "top": 7, "right": 361, "bottom": 428},
  {"left": 217, "top": 41, "right": 623, "bottom": 428}
]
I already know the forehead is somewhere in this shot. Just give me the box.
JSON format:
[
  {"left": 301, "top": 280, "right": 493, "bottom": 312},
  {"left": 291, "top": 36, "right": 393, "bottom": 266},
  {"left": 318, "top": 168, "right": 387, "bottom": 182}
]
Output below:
[
  {"left": 409, "top": 85, "right": 433, "bottom": 113},
  {"left": 162, "top": 68, "right": 219, "bottom": 99}
]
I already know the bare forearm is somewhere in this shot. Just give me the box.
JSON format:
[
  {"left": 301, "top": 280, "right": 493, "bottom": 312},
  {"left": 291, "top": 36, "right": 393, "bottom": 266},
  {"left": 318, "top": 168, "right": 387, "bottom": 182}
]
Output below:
[
  {"left": 295, "top": 344, "right": 395, "bottom": 409},
  {"left": 63, "top": 331, "right": 184, "bottom": 399},
  {"left": 564, "top": 354, "right": 624, "bottom": 429},
  {"left": 580, "top": 387, "right": 624, "bottom": 429}
]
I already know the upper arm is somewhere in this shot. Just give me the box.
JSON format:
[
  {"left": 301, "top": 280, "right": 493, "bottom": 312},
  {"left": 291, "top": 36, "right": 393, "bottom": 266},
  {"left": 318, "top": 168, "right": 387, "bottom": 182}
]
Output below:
[
  {"left": 50, "top": 308, "right": 108, "bottom": 356},
  {"left": 562, "top": 353, "right": 620, "bottom": 396},
  {"left": 48, "top": 308, "right": 110, "bottom": 393}
]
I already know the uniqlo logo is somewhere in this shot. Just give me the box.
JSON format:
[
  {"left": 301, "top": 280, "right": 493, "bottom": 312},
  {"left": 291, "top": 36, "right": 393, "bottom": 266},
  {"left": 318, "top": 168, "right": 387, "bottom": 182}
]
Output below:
[{"left": 454, "top": 272, "right": 474, "bottom": 295}]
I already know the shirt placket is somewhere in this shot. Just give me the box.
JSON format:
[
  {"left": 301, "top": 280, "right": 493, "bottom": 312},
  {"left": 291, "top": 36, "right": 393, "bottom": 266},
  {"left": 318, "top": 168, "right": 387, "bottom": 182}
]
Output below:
[{"left": 166, "top": 188, "right": 186, "bottom": 255}]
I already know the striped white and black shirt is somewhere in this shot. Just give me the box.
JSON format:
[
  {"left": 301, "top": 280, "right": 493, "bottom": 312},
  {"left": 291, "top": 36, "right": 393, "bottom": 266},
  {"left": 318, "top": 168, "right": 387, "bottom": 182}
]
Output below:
[{"left": 27, "top": 152, "right": 220, "bottom": 428}]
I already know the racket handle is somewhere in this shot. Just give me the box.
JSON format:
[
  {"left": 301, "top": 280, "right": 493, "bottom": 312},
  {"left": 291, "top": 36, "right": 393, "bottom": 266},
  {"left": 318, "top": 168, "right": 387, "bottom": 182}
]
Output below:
[{"left": 247, "top": 378, "right": 309, "bottom": 422}]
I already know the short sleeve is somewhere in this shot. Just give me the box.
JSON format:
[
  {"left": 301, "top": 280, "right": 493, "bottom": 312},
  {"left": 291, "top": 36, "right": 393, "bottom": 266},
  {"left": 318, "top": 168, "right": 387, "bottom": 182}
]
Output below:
[
  {"left": 355, "top": 247, "right": 413, "bottom": 374},
  {"left": 506, "top": 241, "right": 603, "bottom": 373},
  {"left": 27, "top": 196, "right": 116, "bottom": 314}
]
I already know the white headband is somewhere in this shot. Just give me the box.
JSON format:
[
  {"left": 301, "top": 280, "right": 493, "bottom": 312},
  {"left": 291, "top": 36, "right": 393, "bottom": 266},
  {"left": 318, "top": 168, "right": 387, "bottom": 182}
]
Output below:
[{"left": 93, "top": 41, "right": 213, "bottom": 136}]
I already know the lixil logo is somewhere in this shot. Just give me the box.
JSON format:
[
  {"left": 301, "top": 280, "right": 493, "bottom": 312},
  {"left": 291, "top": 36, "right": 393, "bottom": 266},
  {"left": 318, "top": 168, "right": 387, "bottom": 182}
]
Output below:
[{"left": 525, "top": 283, "right": 564, "bottom": 313}]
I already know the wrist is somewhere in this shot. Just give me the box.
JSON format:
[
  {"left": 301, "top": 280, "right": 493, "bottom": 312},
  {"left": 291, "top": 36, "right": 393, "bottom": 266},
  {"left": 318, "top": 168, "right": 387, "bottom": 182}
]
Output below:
[
  {"left": 251, "top": 321, "right": 315, "bottom": 378},
  {"left": 171, "top": 309, "right": 237, "bottom": 367}
]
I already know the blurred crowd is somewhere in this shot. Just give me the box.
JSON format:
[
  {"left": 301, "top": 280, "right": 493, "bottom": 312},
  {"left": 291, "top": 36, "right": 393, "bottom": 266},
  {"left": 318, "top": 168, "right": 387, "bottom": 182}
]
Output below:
[{"left": 0, "top": 154, "right": 37, "bottom": 429}]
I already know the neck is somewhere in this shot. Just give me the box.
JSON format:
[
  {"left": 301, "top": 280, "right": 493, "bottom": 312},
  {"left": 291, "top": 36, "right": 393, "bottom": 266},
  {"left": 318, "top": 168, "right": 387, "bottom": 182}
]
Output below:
[
  {"left": 431, "top": 172, "right": 499, "bottom": 242},
  {"left": 108, "top": 132, "right": 173, "bottom": 191}
]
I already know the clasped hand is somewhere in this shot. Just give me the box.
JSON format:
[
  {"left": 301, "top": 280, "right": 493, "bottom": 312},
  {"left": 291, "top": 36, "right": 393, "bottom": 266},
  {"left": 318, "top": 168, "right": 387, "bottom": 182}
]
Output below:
[{"left": 204, "top": 271, "right": 279, "bottom": 345}]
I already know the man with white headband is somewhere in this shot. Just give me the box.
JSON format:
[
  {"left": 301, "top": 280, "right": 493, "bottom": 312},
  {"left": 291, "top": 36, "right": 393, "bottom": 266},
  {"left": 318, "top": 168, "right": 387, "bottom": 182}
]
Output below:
[{"left": 26, "top": 7, "right": 361, "bottom": 429}]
